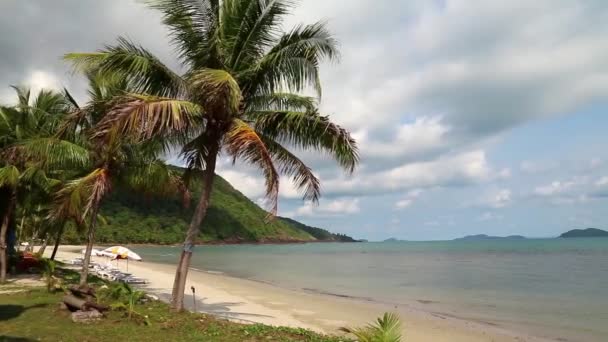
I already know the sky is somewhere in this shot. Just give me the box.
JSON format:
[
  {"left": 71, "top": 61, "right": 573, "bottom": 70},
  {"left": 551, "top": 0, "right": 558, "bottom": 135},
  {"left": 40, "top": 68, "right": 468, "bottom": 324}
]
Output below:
[{"left": 1, "top": 0, "right": 607, "bottom": 241}]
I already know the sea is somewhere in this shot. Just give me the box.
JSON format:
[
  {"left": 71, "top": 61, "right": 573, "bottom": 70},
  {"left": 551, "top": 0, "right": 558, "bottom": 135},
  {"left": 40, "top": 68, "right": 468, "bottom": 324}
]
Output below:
[{"left": 133, "top": 238, "right": 608, "bottom": 341}]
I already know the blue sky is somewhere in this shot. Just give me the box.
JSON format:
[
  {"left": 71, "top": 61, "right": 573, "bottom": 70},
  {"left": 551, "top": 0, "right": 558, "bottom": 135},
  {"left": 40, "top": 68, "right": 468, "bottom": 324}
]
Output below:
[{"left": 1, "top": 0, "right": 607, "bottom": 240}]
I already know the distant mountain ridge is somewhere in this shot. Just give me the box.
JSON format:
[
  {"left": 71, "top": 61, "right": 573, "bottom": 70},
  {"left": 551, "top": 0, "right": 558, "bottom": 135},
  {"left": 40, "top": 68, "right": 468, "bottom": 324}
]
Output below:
[
  {"left": 277, "top": 217, "right": 359, "bottom": 242},
  {"left": 62, "top": 168, "right": 356, "bottom": 245},
  {"left": 560, "top": 228, "right": 608, "bottom": 238},
  {"left": 454, "top": 234, "right": 526, "bottom": 241}
]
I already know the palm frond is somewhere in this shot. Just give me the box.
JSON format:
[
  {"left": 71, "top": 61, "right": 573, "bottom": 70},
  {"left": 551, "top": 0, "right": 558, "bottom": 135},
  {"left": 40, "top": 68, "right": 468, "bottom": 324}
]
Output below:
[
  {"left": 247, "top": 93, "right": 316, "bottom": 112},
  {"left": 180, "top": 131, "right": 216, "bottom": 171},
  {"left": 340, "top": 312, "right": 402, "bottom": 342},
  {"left": 260, "top": 136, "right": 320, "bottom": 203},
  {"left": 6, "top": 138, "right": 91, "bottom": 170},
  {"left": 19, "top": 166, "right": 62, "bottom": 193},
  {"left": 226, "top": 0, "right": 295, "bottom": 71},
  {"left": 50, "top": 168, "right": 111, "bottom": 224},
  {"left": 119, "top": 160, "right": 191, "bottom": 207},
  {"left": 0, "top": 165, "right": 20, "bottom": 188},
  {"left": 64, "top": 38, "right": 186, "bottom": 97},
  {"left": 10, "top": 85, "right": 31, "bottom": 110},
  {"left": 251, "top": 110, "right": 359, "bottom": 173},
  {"left": 144, "top": 0, "right": 221, "bottom": 68},
  {"left": 241, "top": 21, "right": 339, "bottom": 98},
  {"left": 224, "top": 119, "right": 279, "bottom": 215},
  {"left": 92, "top": 94, "right": 203, "bottom": 142}
]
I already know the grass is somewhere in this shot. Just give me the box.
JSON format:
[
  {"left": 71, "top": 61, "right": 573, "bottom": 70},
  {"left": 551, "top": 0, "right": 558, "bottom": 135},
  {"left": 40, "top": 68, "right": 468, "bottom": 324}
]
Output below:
[{"left": 0, "top": 269, "right": 352, "bottom": 342}]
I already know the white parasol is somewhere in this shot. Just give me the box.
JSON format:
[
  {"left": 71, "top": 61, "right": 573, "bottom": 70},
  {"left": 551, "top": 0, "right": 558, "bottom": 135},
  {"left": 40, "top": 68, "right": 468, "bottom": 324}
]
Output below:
[{"left": 102, "top": 246, "right": 142, "bottom": 261}]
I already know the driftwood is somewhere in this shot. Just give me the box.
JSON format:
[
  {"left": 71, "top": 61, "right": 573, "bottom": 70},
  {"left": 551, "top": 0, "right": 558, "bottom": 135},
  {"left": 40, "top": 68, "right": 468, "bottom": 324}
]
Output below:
[
  {"left": 62, "top": 295, "right": 109, "bottom": 312},
  {"left": 69, "top": 285, "right": 96, "bottom": 298}
]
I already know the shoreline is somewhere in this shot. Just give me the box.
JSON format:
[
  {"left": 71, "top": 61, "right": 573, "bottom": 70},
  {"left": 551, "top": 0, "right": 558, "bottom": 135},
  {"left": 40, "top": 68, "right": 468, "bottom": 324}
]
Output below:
[
  {"left": 62, "top": 240, "right": 362, "bottom": 248},
  {"left": 47, "top": 246, "right": 559, "bottom": 342}
]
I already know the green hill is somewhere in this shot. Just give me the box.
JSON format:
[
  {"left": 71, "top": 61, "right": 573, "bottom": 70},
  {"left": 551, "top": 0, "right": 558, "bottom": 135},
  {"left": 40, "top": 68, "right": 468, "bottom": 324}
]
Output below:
[
  {"left": 277, "top": 217, "right": 358, "bottom": 242},
  {"left": 62, "top": 170, "right": 355, "bottom": 245},
  {"left": 559, "top": 228, "right": 608, "bottom": 238}
]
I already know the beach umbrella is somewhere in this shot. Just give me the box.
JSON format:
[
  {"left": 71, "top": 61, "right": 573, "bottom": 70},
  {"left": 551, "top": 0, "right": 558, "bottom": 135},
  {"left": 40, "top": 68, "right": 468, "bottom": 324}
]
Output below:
[{"left": 102, "top": 246, "right": 142, "bottom": 261}]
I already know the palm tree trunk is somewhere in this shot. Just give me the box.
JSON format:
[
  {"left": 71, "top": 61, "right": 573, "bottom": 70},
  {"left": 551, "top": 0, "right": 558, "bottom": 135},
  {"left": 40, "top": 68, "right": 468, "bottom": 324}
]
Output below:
[
  {"left": 50, "top": 225, "right": 66, "bottom": 261},
  {"left": 80, "top": 203, "right": 101, "bottom": 286},
  {"left": 26, "top": 233, "right": 36, "bottom": 253},
  {"left": 0, "top": 191, "right": 16, "bottom": 283},
  {"left": 37, "top": 236, "right": 49, "bottom": 256},
  {"left": 17, "top": 214, "right": 25, "bottom": 251},
  {"left": 170, "top": 144, "right": 218, "bottom": 311}
]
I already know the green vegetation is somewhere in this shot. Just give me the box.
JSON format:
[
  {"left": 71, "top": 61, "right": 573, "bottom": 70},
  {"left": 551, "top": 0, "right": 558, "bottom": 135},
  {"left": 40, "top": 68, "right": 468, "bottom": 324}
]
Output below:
[
  {"left": 0, "top": 283, "right": 350, "bottom": 342},
  {"left": 57, "top": 168, "right": 355, "bottom": 245},
  {"left": 341, "top": 312, "right": 403, "bottom": 342},
  {"left": 560, "top": 228, "right": 608, "bottom": 238},
  {"left": 278, "top": 217, "right": 358, "bottom": 242}
]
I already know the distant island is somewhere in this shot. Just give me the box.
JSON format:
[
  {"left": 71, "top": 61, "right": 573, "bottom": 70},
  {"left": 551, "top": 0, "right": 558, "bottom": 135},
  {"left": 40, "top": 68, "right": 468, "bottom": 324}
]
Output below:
[
  {"left": 383, "top": 238, "right": 402, "bottom": 242},
  {"left": 454, "top": 234, "right": 526, "bottom": 241},
  {"left": 560, "top": 228, "right": 608, "bottom": 238}
]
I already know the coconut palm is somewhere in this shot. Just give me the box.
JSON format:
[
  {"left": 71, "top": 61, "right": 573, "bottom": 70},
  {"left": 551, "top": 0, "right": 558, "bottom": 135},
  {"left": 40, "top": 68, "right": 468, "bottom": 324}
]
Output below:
[
  {"left": 65, "top": 0, "right": 359, "bottom": 310},
  {"left": 39, "top": 73, "right": 190, "bottom": 286},
  {"left": 0, "top": 87, "right": 72, "bottom": 282}
]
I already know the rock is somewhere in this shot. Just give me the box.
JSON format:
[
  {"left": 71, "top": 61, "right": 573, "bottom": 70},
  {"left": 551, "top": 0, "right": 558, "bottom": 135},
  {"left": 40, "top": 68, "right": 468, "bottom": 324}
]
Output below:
[
  {"left": 145, "top": 294, "right": 159, "bottom": 301},
  {"left": 58, "top": 302, "right": 69, "bottom": 311},
  {"left": 71, "top": 310, "right": 102, "bottom": 323}
]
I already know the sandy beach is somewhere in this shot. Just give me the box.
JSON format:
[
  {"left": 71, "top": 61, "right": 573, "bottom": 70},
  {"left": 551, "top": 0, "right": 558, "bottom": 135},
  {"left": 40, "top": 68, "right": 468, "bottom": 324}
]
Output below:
[{"left": 46, "top": 246, "right": 555, "bottom": 342}]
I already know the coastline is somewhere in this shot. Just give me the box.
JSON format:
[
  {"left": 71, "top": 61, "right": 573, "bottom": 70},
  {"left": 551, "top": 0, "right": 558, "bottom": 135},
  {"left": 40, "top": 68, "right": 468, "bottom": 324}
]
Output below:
[{"left": 47, "top": 246, "right": 558, "bottom": 342}]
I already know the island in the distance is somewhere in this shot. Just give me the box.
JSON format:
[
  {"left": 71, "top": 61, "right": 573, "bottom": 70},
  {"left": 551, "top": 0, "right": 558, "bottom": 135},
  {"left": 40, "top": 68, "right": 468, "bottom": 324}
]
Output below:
[
  {"left": 454, "top": 234, "right": 526, "bottom": 241},
  {"left": 560, "top": 228, "right": 608, "bottom": 238}
]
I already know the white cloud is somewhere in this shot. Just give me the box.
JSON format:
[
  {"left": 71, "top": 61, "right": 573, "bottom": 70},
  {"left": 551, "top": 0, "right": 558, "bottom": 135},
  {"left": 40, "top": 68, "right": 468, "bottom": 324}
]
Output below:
[
  {"left": 358, "top": 117, "right": 450, "bottom": 160},
  {"left": 219, "top": 170, "right": 266, "bottom": 199},
  {"left": 477, "top": 212, "right": 504, "bottom": 222},
  {"left": 596, "top": 177, "right": 608, "bottom": 187},
  {"left": 520, "top": 160, "right": 558, "bottom": 174},
  {"left": 394, "top": 189, "right": 423, "bottom": 210},
  {"left": 534, "top": 181, "right": 577, "bottom": 196},
  {"left": 395, "top": 199, "right": 413, "bottom": 210},
  {"left": 1, "top": 70, "right": 61, "bottom": 104},
  {"left": 489, "top": 189, "right": 512, "bottom": 208},
  {"left": 324, "top": 150, "right": 508, "bottom": 197},
  {"left": 286, "top": 197, "right": 361, "bottom": 218}
]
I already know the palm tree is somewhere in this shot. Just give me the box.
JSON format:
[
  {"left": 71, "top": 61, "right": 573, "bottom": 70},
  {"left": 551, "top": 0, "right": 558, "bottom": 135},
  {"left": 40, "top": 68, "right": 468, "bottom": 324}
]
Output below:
[
  {"left": 65, "top": 0, "right": 359, "bottom": 310},
  {"left": 41, "top": 73, "right": 189, "bottom": 286},
  {"left": 0, "top": 87, "right": 71, "bottom": 282}
]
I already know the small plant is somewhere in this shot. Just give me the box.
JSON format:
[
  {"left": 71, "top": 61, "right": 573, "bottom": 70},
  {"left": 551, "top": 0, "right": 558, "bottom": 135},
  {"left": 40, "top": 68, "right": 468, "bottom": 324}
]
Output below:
[
  {"left": 100, "top": 282, "right": 148, "bottom": 324},
  {"left": 340, "top": 312, "right": 402, "bottom": 342},
  {"left": 40, "top": 259, "right": 61, "bottom": 292}
]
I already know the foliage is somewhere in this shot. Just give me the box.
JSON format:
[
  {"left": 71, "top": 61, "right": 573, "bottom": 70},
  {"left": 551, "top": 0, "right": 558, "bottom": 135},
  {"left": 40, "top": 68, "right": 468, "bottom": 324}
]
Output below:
[
  {"left": 60, "top": 170, "right": 356, "bottom": 244},
  {"left": 278, "top": 217, "right": 359, "bottom": 242},
  {"left": 99, "top": 282, "right": 147, "bottom": 321},
  {"left": 340, "top": 313, "right": 403, "bottom": 342},
  {"left": 39, "top": 258, "right": 61, "bottom": 292}
]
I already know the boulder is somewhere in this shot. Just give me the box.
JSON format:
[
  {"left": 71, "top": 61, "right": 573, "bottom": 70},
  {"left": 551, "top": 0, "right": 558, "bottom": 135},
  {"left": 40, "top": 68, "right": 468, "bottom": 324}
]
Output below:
[{"left": 71, "top": 310, "right": 102, "bottom": 323}]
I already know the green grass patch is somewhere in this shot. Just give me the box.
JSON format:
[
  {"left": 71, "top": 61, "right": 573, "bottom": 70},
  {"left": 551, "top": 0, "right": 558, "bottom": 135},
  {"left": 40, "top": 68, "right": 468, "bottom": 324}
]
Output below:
[{"left": 0, "top": 284, "right": 351, "bottom": 342}]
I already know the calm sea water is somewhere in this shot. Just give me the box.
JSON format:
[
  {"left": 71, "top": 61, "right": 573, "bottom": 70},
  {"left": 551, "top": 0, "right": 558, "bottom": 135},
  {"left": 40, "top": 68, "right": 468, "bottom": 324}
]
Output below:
[{"left": 133, "top": 239, "right": 608, "bottom": 341}]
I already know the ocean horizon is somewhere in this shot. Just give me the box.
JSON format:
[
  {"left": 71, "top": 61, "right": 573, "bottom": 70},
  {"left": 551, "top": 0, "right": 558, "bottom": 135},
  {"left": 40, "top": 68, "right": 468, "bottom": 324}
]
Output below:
[{"left": 132, "top": 238, "right": 608, "bottom": 341}]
